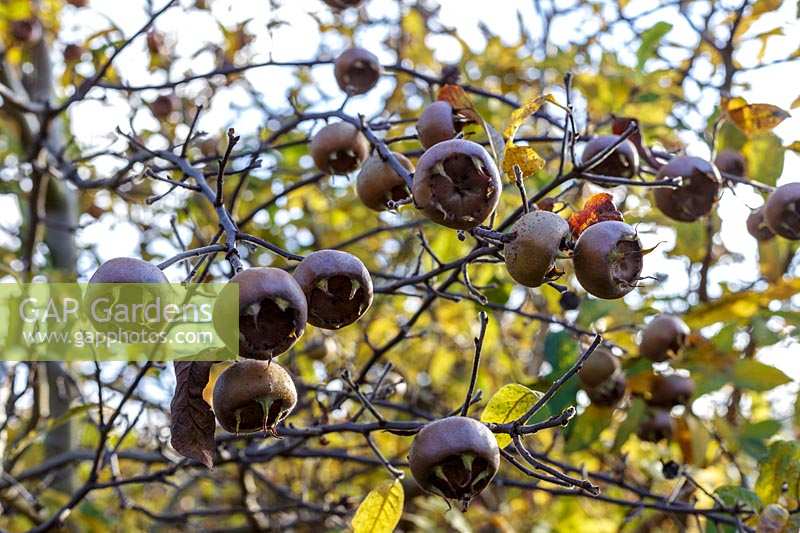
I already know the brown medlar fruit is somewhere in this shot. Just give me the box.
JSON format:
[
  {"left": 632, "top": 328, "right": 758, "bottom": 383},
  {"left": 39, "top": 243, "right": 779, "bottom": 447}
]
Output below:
[
  {"left": 764, "top": 183, "right": 800, "bottom": 240},
  {"left": 409, "top": 416, "right": 499, "bottom": 509},
  {"left": 212, "top": 359, "right": 297, "bottom": 435},
  {"left": 578, "top": 347, "right": 621, "bottom": 388},
  {"left": 88, "top": 257, "right": 168, "bottom": 285},
  {"left": 356, "top": 152, "right": 414, "bottom": 211},
  {"left": 151, "top": 95, "right": 176, "bottom": 120},
  {"left": 309, "top": 122, "right": 370, "bottom": 175},
  {"left": 412, "top": 139, "right": 501, "bottom": 230},
  {"left": 416, "top": 101, "right": 467, "bottom": 149},
  {"left": 648, "top": 373, "right": 695, "bottom": 408},
  {"left": 746, "top": 207, "right": 775, "bottom": 241},
  {"left": 714, "top": 149, "right": 746, "bottom": 178},
  {"left": 653, "top": 156, "right": 721, "bottom": 222},
  {"left": 10, "top": 19, "right": 43, "bottom": 45},
  {"left": 293, "top": 250, "right": 373, "bottom": 330},
  {"left": 504, "top": 210, "right": 570, "bottom": 287},
  {"left": 213, "top": 268, "right": 307, "bottom": 359},
  {"left": 334, "top": 47, "right": 381, "bottom": 95},
  {"left": 580, "top": 135, "right": 639, "bottom": 179},
  {"left": 322, "top": 0, "right": 364, "bottom": 9},
  {"left": 637, "top": 408, "right": 674, "bottom": 442},
  {"left": 757, "top": 504, "right": 790, "bottom": 533},
  {"left": 585, "top": 373, "right": 627, "bottom": 407},
  {"left": 63, "top": 44, "right": 84, "bottom": 63},
  {"left": 573, "top": 221, "right": 643, "bottom": 299},
  {"left": 639, "top": 314, "right": 690, "bottom": 363}
]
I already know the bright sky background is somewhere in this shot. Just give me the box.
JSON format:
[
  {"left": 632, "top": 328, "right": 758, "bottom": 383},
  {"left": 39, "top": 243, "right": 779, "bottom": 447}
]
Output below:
[{"left": 1, "top": 0, "right": 798, "bottom": 413}]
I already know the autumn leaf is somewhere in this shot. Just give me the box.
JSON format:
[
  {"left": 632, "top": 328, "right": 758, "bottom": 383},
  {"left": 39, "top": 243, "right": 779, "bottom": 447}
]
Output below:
[
  {"left": 724, "top": 96, "right": 791, "bottom": 135},
  {"left": 480, "top": 383, "right": 542, "bottom": 448},
  {"left": 756, "top": 441, "right": 800, "bottom": 504},
  {"left": 170, "top": 360, "right": 218, "bottom": 469},
  {"left": 499, "top": 94, "right": 555, "bottom": 178},
  {"left": 351, "top": 479, "right": 404, "bottom": 533},
  {"left": 567, "top": 193, "right": 623, "bottom": 238},
  {"left": 787, "top": 141, "right": 800, "bottom": 154},
  {"left": 437, "top": 84, "right": 481, "bottom": 124}
]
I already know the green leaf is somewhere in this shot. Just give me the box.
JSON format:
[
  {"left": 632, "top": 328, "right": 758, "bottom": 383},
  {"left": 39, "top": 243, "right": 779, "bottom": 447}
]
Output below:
[
  {"left": 352, "top": 479, "right": 404, "bottom": 533},
  {"left": 742, "top": 132, "right": 785, "bottom": 186},
  {"left": 480, "top": 383, "right": 543, "bottom": 448},
  {"left": 565, "top": 404, "right": 613, "bottom": 453},
  {"left": 732, "top": 360, "right": 791, "bottom": 391},
  {"left": 636, "top": 22, "right": 673, "bottom": 69},
  {"left": 756, "top": 441, "right": 800, "bottom": 504},
  {"left": 714, "top": 485, "right": 762, "bottom": 512}
]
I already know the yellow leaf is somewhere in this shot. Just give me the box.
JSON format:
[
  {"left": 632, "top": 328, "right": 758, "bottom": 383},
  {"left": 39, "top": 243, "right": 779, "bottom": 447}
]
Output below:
[
  {"left": 787, "top": 141, "right": 800, "bottom": 154},
  {"left": 480, "top": 383, "right": 542, "bottom": 448},
  {"left": 791, "top": 95, "right": 800, "bottom": 109},
  {"left": 724, "top": 96, "right": 790, "bottom": 135},
  {"left": 502, "top": 144, "right": 545, "bottom": 179},
  {"left": 202, "top": 361, "right": 233, "bottom": 407},
  {"left": 352, "top": 479, "right": 404, "bottom": 533},
  {"left": 502, "top": 95, "right": 554, "bottom": 140}
]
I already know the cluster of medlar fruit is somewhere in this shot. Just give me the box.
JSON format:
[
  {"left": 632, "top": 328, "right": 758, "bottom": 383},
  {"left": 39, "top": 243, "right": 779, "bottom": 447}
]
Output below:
[
  {"left": 578, "top": 346, "right": 626, "bottom": 407},
  {"left": 751, "top": 182, "right": 800, "bottom": 242},
  {"left": 408, "top": 416, "right": 500, "bottom": 510}
]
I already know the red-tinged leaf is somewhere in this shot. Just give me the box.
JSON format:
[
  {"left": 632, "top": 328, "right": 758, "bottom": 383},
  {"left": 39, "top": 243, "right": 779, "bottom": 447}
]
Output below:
[
  {"left": 567, "top": 193, "right": 623, "bottom": 238},
  {"left": 437, "top": 84, "right": 481, "bottom": 124},
  {"left": 170, "top": 360, "right": 217, "bottom": 468}
]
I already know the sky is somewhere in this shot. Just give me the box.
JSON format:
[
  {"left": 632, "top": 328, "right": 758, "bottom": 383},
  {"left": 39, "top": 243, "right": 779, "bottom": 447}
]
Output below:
[{"left": 0, "top": 0, "right": 798, "bottom": 412}]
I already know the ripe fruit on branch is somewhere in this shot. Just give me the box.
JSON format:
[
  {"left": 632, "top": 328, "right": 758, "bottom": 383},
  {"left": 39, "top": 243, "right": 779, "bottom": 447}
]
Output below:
[
  {"left": 416, "top": 101, "right": 468, "bottom": 149},
  {"left": 214, "top": 268, "right": 307, "bottom": 359},
  {"left": 580, "top": 135, "right": 639, "bottom": 178},
  {"left": 578, "top": 347, "right": 620, "bottom": 388},
  {"left": 573, "top": 221, "right": 643, "bottom": 299},
  {"left": 746, "top": 207, "right": 775, "bottom": 241},
  {"left": 334, "top": 47, "right": 381, "bottom": 95},
  {"left": 637, "top": 408, "right": 674, "bottom": 442},
  {"left": 88, "top": 257, "right": 168, "bottom": 285},
  {"left": 412, "top": 139, "right": 501, "bottom": 230},
  {"left": 647, "top": 373, "right": 695, "bottom": 408},
  {"left": 356, "top": 152, "right": 414, "bottom": 211},
  {"left": 408, "top": 416, "right": 499, "bottom": 509},
  {"left": 504, "top": 210, "right": 570, "bottom": 287},
  {"left": 151, "top": 95, "right": 177, "bottom": 120},
  {"left": 10, "top": 19, "right": 43, "bottom": 45},
  {"left": 586, "top": 373, "right": 626, "bottom": 407},
  {"left": 309, "top": 122, "right": 370, "bottom": 175},
  {"left": 322, "top": 0, "right": 364, "bottom": 9},
  {"left": 764, "top": 183, "right": 800, "bottom": 240},
  {"left": 293, "top": 250, "right": 373, "bottom": 329},
  {"left": 714, "top": 149, "right": 746, "bottom": 178},
  {"left": 212, "top": 359, "right": 297, "bottom": 435},
  {"left": 63, "top": 44, "right": 84, "bottom": 63},
  {"left": 639, "top": 314, "right": 690, "bottom": 363},
  {"left": 653, "top": 156, "right": 721, "bottom": 222}
]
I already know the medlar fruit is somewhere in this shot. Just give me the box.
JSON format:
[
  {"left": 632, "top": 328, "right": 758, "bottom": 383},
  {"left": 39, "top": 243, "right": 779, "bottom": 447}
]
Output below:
[
  {"left": 637, "top": 408, "right": 674, "bottom": 442},
  {"left": 10, "top": 19, "right": 43, "bottom": 45},
  {"left": 212, "top": 359, "right": 297, "bottom": 435},
  {"left": 416, "top": 101, "right": 467, "bottom": 149},
  {"left": 309, "top": 122, "right": 370, "bottom": 175},
  {"left": 639, "top": 314, "right": 690, "bottom": 363},
  {"left": 322, "top": 0, "right": 364, "bottom": 9},
  {"left": 67, "top": 0, "right": 89, "bottom": 6},
  {"left": 214, "top": 268, "right": 307, "bottom": 359},
  {"left": 504, "top": 210, "right": 570, "bottom": 287},
  {"left": 714, "top": 149, "right": 746, "bottom": 178},
  {"left": 412, "top": 139, "right": 501, "bottom": 230},
  {"left": 764, "top": 182, "right": 800, "bottom": 240},
  {"left": 86, "top": 257, "right": 171, "bottom": 333},
  {"left": 409, "top": 416, "right": 499, "bottom": 509},
  {"left": 293, "top": 250, "right": 373, "bottom": 329},
  {"left": 648, "top": 373, "right": 695, "bottom": 408},
  {"left": 757, "top": 504, "right": 790, "bottom": 533},
  {"left": 653, "top": 156, "right": 721, "bottom": 222},
  {"left": 356, "top": 152, "right": 414, "bottom": 211},
  {"left": 578, "top": 347, "right": 620, "bottom": 388},
  {"left": 746, "top": 207, "right": 775, "bottom": 241},
  {"left": 573, "top": 221, "right": 643, "bottom": 299},
  {"left": 63, "top": 44, "right": 84, "bottom": 63},
  {"left": 580, "top": 135, "right": 639, "bottom": 179},
  {"left": 585, "top": 373, "right": 627, "bottom": 407},
  {"left": 151, "top": 95, "right": 176, "bottom": 120},
  {"left": 334, "top": 47, "right": 381, "bottom": 95}
]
